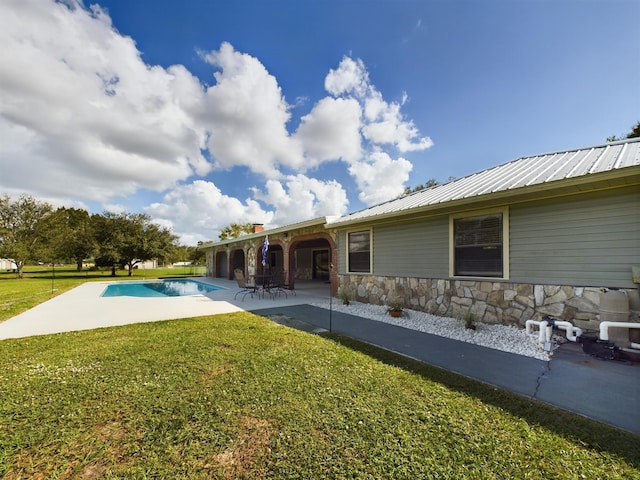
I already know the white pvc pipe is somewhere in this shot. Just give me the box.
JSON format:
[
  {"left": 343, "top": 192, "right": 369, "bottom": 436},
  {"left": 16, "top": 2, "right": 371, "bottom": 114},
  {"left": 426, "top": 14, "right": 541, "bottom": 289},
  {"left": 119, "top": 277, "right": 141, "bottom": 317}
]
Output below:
[
  {"left": 544, "top": 323, "right": 553, "bottom": 344},
  {"left": 599, "top": 321, "right": 640, "bottom": 342},
  {"left": 525, "top": 320, "right": 552, "bottom": 344},
  {"left": 525, "top": 319, "right": 582, "bottom": 343},
  {"left": 553, "top": 321, "right": 583, "bottom": 342},
  {"left": 526, "top": 319, "right": 548, "bottom": 343},
  {"left": 539, "top": 320, "right": 549, "bottom": 343},
  {"left": 525, "top": 319, "right": 539, "bottom": 336}
]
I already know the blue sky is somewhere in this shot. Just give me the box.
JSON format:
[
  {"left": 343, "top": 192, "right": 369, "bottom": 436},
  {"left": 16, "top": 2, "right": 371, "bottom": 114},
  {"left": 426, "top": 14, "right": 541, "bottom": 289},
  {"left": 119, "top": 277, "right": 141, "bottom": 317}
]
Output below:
[{"left": 1, "top": 0, "right": 638, "bottom": 244}]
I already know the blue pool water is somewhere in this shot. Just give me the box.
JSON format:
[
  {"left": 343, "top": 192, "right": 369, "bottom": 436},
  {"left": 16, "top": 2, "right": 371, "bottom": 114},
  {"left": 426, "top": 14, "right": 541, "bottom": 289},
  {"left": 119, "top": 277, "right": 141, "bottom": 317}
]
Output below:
[{"left": 101, "top": 279, "right": 223, "bottom": 298}]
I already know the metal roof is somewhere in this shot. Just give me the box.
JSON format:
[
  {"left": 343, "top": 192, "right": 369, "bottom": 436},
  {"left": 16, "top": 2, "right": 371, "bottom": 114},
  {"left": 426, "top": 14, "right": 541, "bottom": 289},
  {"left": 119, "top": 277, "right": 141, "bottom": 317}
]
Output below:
[
  {"left": 199, "top": 216, "right": 332, "bottom": 248},
  {"left": 327, "top": 138, "right": 640, "bottom": 227}
]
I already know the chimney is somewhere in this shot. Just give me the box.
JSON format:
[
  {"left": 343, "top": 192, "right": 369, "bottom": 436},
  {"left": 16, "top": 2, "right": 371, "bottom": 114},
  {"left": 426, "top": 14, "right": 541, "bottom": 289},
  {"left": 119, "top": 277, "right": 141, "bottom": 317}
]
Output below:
[{"left": 253, "top": 224, "right": 264, "bottom": 233}]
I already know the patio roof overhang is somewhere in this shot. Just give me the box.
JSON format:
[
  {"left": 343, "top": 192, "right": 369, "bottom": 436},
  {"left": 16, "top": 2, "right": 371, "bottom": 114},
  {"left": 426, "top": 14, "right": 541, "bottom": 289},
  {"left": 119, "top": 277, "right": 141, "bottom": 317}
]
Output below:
[{"left": 199, "top": 216, "right": 334, "bottom": 249}]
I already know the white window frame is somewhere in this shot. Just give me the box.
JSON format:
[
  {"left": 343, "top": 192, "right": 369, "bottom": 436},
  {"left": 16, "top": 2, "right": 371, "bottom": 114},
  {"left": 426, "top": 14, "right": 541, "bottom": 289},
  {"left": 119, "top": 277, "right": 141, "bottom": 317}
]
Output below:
[{"left": 449, "top": 207, "right": 509, "bottom": 280}]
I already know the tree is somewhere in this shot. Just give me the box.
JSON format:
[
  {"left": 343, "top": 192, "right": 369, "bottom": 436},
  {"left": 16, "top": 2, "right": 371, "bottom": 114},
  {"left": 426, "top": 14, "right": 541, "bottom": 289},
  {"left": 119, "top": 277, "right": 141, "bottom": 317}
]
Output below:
[
  {"left": 627, "top": 121, "right": 640, "bottom": 139},
  {"left": 219, "top": 223, "right": 255, "bottom": 240},
  {"left": 171, "top": 244, "right": 205, "bottom": 265},
  {"left": 93, "top": 212, "right": 178, "bottom": 276},
  {"left": 188, "top": 243, "right": 206, "bottom": 265},
  {"left": 45, "top": 207, "right": 97, "bottom": 270},
  {"left": 402, "top": 178, "right": 441, "bottom": 196},
  {"left": 607, "top": 121, "right": 640, "bottom": 142},
  {"left": 92, "top": 213, "right": 123, "bottom": 274},
  {"left": 142, "top": 221, "right": 178, "bottom": 270},
  {"left": 0, "top": 194, "right": 53, "bottom": 278}
]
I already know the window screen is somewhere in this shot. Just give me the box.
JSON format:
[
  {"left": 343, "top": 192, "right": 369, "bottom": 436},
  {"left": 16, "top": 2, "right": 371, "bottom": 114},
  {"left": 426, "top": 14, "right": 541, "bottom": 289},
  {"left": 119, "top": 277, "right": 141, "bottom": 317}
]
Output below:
[
  {"left": 348, "top": 231, "right": 371, "bottom": 273},
  {"left": 454, "top": 213, "right": 503, "bottom": 277}
]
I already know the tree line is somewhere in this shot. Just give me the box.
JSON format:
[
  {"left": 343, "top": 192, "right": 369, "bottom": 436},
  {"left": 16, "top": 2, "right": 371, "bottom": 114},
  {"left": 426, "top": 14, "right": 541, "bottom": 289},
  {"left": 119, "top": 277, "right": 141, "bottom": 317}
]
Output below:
[{"left": 0, "top": 194, "right": 202, "bottom": 278}]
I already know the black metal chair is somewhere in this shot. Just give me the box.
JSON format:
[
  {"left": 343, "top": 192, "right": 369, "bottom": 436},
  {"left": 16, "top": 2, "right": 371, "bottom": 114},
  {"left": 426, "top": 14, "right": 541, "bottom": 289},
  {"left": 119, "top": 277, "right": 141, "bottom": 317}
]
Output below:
[
  {"left": 233, "top": 269, "right": 257, "bottom": 300},
  {"left": 270, "top": 270, "right": 294, "bottom": 298}
]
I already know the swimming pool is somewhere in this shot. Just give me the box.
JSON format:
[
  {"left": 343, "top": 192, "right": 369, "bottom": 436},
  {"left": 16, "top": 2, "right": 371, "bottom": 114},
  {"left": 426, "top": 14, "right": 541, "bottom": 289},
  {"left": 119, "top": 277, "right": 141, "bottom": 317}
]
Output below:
[{"left": 101, "top": 279, "right": 224, "bottom": 298}]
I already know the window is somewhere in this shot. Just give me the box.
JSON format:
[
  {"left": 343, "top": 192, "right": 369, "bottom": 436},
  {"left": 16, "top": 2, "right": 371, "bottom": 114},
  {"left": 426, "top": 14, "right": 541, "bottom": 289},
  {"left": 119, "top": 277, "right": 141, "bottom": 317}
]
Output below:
[
  {"left": 348, "top": 230, "right": 371, "bottom": 273},
  {"left": 451, "top": 209, "right": 507, "bottom": 278}
]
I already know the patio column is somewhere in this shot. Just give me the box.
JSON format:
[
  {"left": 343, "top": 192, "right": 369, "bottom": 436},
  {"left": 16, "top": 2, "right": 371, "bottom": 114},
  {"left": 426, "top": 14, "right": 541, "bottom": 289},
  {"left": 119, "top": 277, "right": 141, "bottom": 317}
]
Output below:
[
  {"left": 330, "top": 246, "right": 338, "bottom": 295},
  {"left": 282, "top": 242, "right": 292, "bottom": 289}
]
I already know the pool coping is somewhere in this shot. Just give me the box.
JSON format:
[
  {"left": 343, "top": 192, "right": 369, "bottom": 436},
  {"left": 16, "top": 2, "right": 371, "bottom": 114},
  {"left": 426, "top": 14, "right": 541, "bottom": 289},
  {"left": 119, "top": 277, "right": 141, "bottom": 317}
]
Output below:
[{"left": 100, "top": 278, "right": 224, "bottom": 297}]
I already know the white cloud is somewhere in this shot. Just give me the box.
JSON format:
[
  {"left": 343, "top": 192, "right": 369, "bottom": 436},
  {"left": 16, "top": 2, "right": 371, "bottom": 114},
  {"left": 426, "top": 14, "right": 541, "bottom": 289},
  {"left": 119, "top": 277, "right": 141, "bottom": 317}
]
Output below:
[
  {"left": 145, "top": 180, "right": 273, "bottom": 243},
  {"left": 320, "top": 57, "right": 432, "bottom": 204},
  {"left": 362, "top": 90, "right": 434, "bottom": 152},
  {"left": 103, "top": 203, "right": 128, "bottom": 215},
  {"left": 0, "top": 1, "right": 432, "bottom": 244},
  {"left": 0, "top": 0, "right": 209, "bottom": 202},
  {"left": 252, "top": 175, "right": 348, "bottom": 226},
  {"left": 363, "top": 117, "right": 433, "bottom": 152},
  {"left": 348, "top": 151, "right": 413, "bottom": 205},
  {"left": 294, "top": 97, "right": 362, "bottom": 166},
  {"left": 199, "top": 42, "right": 303, "bottom": 176},
  {"left": 325, "top": 56, "right": 370, "bottom": 98}
]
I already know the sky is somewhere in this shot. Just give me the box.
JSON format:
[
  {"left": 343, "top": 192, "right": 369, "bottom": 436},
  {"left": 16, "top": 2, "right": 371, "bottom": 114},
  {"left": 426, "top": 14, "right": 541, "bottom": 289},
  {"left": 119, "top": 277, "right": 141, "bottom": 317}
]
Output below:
[{"left": 1, "top": 0, "right": 638, "bottom": 245}]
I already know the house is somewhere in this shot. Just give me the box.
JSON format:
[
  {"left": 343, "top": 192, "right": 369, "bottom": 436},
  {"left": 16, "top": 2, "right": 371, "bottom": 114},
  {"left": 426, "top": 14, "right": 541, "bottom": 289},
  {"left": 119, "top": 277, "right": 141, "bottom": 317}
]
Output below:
[
  {"left": 202, "top": 138, "right": 640, "bottom": 330},
  {"left": 0, "top": 258, "right": 16, "bottom": 271},
  {"left": 124, "top": 259, "right": 158, "bottom": 270}
]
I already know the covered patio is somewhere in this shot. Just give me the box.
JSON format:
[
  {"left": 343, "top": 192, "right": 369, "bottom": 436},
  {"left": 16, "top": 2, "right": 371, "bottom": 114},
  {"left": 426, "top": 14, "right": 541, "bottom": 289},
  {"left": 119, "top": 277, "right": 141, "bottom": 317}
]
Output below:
[{"left": 202, "top": 217, "right": 338, "bottom": 295}]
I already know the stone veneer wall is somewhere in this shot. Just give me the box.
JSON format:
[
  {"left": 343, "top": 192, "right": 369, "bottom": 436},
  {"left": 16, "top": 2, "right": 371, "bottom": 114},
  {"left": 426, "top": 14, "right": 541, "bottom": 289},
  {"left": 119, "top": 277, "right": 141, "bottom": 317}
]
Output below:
[{"left": 339, "top": 274, "right": 640, "bottom": 331}]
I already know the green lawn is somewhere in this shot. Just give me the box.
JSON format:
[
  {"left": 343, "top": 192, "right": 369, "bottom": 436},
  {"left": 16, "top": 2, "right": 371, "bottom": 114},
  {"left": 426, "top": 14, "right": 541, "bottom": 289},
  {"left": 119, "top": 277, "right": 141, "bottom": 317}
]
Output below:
[
  {"left": 0, "top": 266, "right": 198, "bottom": 322},
  {"left": 0, "top": 310, "right": 638, "bottom": 479}
]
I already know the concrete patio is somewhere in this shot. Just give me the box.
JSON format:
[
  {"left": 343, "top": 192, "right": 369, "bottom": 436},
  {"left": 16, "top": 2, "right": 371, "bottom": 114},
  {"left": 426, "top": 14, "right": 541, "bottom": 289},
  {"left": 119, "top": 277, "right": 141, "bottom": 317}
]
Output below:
[{"left": 0, "top": 277, "right": 330, "bottom": 340}]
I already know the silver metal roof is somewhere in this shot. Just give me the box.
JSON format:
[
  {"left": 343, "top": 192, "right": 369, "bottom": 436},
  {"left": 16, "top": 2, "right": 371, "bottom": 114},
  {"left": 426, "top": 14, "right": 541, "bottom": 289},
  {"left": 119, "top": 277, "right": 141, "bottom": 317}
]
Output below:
[{"left": 327, "top": 138, "right": 640, "bottom": 227}]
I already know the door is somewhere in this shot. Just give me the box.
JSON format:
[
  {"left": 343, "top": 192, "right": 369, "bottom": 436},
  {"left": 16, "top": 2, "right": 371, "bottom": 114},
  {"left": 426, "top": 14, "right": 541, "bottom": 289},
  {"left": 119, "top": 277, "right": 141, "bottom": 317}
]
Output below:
[{"left": 313, "top": 250, "right": 329, "bottom": 281}]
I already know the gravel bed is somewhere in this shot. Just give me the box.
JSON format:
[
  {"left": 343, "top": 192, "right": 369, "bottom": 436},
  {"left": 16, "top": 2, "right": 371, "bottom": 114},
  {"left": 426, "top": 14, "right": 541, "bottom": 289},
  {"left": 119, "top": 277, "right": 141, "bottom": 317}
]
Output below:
[{"left": 311, "top": 301, "right": 562, "bottom": 361}]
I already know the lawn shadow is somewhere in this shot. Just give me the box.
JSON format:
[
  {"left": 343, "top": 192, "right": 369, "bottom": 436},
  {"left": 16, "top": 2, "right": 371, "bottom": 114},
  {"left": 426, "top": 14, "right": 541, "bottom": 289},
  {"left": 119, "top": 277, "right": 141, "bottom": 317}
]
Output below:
[{"left": 319, "top": 332, "right": 640, "bottom": 469}]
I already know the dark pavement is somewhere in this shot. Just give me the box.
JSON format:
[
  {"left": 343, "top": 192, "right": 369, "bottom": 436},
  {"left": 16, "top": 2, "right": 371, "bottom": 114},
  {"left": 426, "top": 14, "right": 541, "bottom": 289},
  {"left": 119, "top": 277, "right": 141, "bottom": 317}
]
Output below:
[{"left": 252, "top": 304, "right": 640, "bottom": 437}]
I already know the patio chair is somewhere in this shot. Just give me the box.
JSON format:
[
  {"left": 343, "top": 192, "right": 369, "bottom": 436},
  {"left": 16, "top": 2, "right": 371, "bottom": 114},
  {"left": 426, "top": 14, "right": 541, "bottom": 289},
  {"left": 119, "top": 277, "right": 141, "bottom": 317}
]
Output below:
[
  {"left": 233, "top": 269, "right": 257, "bottom": 301},
  {"left": 279, "top": 269, "right": 297, "bottom": 296},
  {"left": 269, "top": 270, "right": 293, "bottom": 298}
]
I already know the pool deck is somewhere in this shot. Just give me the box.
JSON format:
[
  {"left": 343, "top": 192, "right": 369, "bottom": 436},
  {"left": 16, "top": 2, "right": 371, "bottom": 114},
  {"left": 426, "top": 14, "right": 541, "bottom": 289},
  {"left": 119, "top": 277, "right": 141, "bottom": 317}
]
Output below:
[{"left": 0, "top": 277, "right": 330, "bottom": 340}]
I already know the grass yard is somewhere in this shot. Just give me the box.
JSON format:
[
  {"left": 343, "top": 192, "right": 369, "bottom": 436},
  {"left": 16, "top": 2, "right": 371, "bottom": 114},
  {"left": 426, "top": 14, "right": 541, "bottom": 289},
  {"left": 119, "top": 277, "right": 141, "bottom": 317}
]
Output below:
[
  {"left": 0, "top": 266, "right": 198, "bottom": 322},
  {"left": 0, "top": 312, "right": 638, "bottom": 479}
]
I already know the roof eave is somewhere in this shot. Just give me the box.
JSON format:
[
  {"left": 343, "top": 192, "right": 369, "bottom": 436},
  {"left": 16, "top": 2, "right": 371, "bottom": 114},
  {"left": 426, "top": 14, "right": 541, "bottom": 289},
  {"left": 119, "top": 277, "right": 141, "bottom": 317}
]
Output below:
[{"left": 326, "top": 166, "right": 640, "bottom": 229}]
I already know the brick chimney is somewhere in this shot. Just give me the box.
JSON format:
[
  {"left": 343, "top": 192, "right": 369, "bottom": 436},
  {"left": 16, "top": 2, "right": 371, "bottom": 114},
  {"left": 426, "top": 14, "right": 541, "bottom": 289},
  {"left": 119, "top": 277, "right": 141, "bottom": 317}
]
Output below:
[{"left": 253, "top": 224, "right": 264, "bottom": 233}]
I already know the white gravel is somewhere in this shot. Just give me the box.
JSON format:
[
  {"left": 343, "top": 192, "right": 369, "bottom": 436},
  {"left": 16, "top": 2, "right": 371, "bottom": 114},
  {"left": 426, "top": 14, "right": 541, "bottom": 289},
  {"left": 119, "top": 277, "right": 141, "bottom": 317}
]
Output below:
[{"left": 311, "top": 300, "right": 562, "bottom": 361}]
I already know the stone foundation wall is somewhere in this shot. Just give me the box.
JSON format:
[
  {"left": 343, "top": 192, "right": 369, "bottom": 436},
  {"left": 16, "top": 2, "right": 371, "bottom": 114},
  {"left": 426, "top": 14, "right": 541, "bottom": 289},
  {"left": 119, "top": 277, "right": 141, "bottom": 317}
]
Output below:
[{"left": 339, "top": 274, "right": 640, "bottom": 331}]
